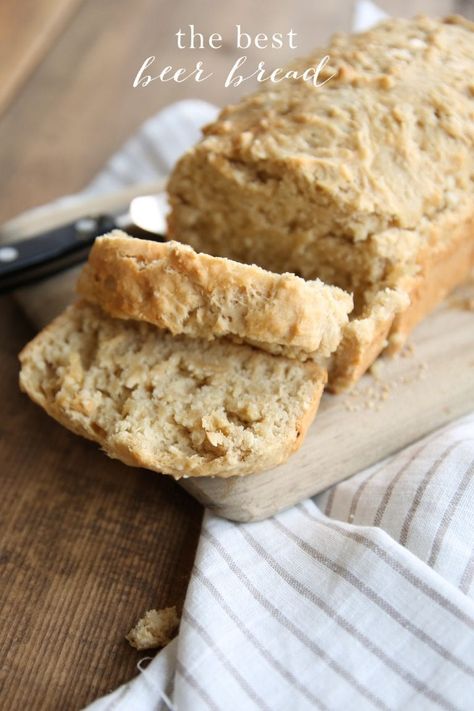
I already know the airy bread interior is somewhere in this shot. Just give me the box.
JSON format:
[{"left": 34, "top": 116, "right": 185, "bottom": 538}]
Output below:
[{"left": 19, "top": 302, "right": 326, "bottom": 478}]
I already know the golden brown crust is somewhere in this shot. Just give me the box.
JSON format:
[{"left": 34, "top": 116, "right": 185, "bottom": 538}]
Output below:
[
  {"left": 328, "top": 289, "right": 409, "bottom": 392},
  {"left": 19, "top": 302, "right": 327, "bottom": 479},
  {"left": 387, "top": 209, "right": 474, "bottom": 353},
  {"left": 328, "top": 323, "right": 391, "bottom": 394},
  {"left": 168, "top": 17, "right": 473, "bottom": 271},
  {"left": 77, "top": 232, "right": 352, "bottom": 359}
]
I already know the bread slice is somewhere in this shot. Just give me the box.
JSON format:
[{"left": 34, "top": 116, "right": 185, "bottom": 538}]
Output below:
[
  {"left": 19, "top": 302, "right": 326, "bottom": 478},
  {"left": 167, "top": 16, "right": 474, "bottom": 388},
  {"left": 77, "top": 231, "right": 353, "bottom": 360}
]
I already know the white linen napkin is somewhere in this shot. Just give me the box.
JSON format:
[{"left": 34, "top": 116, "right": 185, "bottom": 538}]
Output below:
[{"left": 87, "top": 415, "right": 474, "bottom": 711}]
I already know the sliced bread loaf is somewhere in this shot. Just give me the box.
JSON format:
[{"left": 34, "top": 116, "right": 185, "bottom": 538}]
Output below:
[
  {"left": 77, "top": 231, "right": 353, "bottom": 360},
  {"left": 19, "top": 302, "right": 326, "bottom": 478}
]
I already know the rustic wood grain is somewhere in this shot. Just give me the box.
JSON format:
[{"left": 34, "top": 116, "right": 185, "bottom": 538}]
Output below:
[
  {"left": 0, "top": 0, "right": 347, "bottom": 223},
  {"left": 0, "top": 294, "right": 203, "bottom": 709},
  {"left": 0, "top": 0, "right": 84, "bottom": 118}
]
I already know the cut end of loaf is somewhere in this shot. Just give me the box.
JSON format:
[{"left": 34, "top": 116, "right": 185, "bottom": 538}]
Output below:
[
  {"left": 19, "top": 303, "right": 326, "bottom": 479},
  {"left": 328, "top": 289, "right": 409, "bottom": 392}
]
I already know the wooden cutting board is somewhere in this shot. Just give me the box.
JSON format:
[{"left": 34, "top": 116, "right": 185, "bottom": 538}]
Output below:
[{"left": 3, "top": 191, "right": 474, "bottom": 523}]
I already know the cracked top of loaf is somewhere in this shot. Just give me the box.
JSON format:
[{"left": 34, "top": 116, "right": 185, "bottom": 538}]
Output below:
[{"left": 168, "top": 16, "right": 474, "bottom": 264}]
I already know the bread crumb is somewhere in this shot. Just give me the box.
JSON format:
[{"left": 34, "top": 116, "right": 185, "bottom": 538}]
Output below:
[
  {"left": 448, "top": 296, "right": 474, "bottom": 312},
  {"left": 400, "top": 343, "right": 415, "bottom": 358},
  {"left": 343, "top": 346, "right": 430, "bottom": 412},
  {"left": 126, "top": 606, "right": 179, "bottom": 650},
  {"left": 445, "top": 275, "right": 474, "bottom": 312},
  {"left": 369, "top": 360, "right": 384, "bottom": 381}
]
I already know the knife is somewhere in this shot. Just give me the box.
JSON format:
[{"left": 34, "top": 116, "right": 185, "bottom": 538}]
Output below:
[{"left": 0, "top": 193, "right": 169, "bottom": 294}]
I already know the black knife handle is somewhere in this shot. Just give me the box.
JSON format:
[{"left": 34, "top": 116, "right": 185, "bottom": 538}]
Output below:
[{"left": 0, "top": 214, "right": 117, "bottom": 294}]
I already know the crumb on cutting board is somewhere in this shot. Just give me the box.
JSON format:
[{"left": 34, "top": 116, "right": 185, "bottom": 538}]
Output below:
[
  {"left": 126, "top": 606, "right": 180, "bottom": 650},
  {"left": 399, "top": 343, "right": 415, "bottom": 358},
  {"left": 343, "top": 345, "right": 428, "bottom": 413}
]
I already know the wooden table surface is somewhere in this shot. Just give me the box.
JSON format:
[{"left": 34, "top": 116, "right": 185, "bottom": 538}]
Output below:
[{"left": 0, "top": 0, "right": 471, "bottom": 708}]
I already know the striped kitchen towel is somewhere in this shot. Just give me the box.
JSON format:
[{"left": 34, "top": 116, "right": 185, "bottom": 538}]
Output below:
[{"left": 88, "top": 413, "right": 474, "bottom": 711}]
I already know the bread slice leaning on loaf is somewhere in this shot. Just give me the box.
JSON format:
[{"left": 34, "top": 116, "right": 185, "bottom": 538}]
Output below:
[
  {"left": 167, "top": 16, "right": 474, "bottom": 391},
  {"left": 77, "top": 231, "right": 353, "bottom": 361},
  {"left": 19, "top": 302, "right": 327, "bottom": 478}
]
